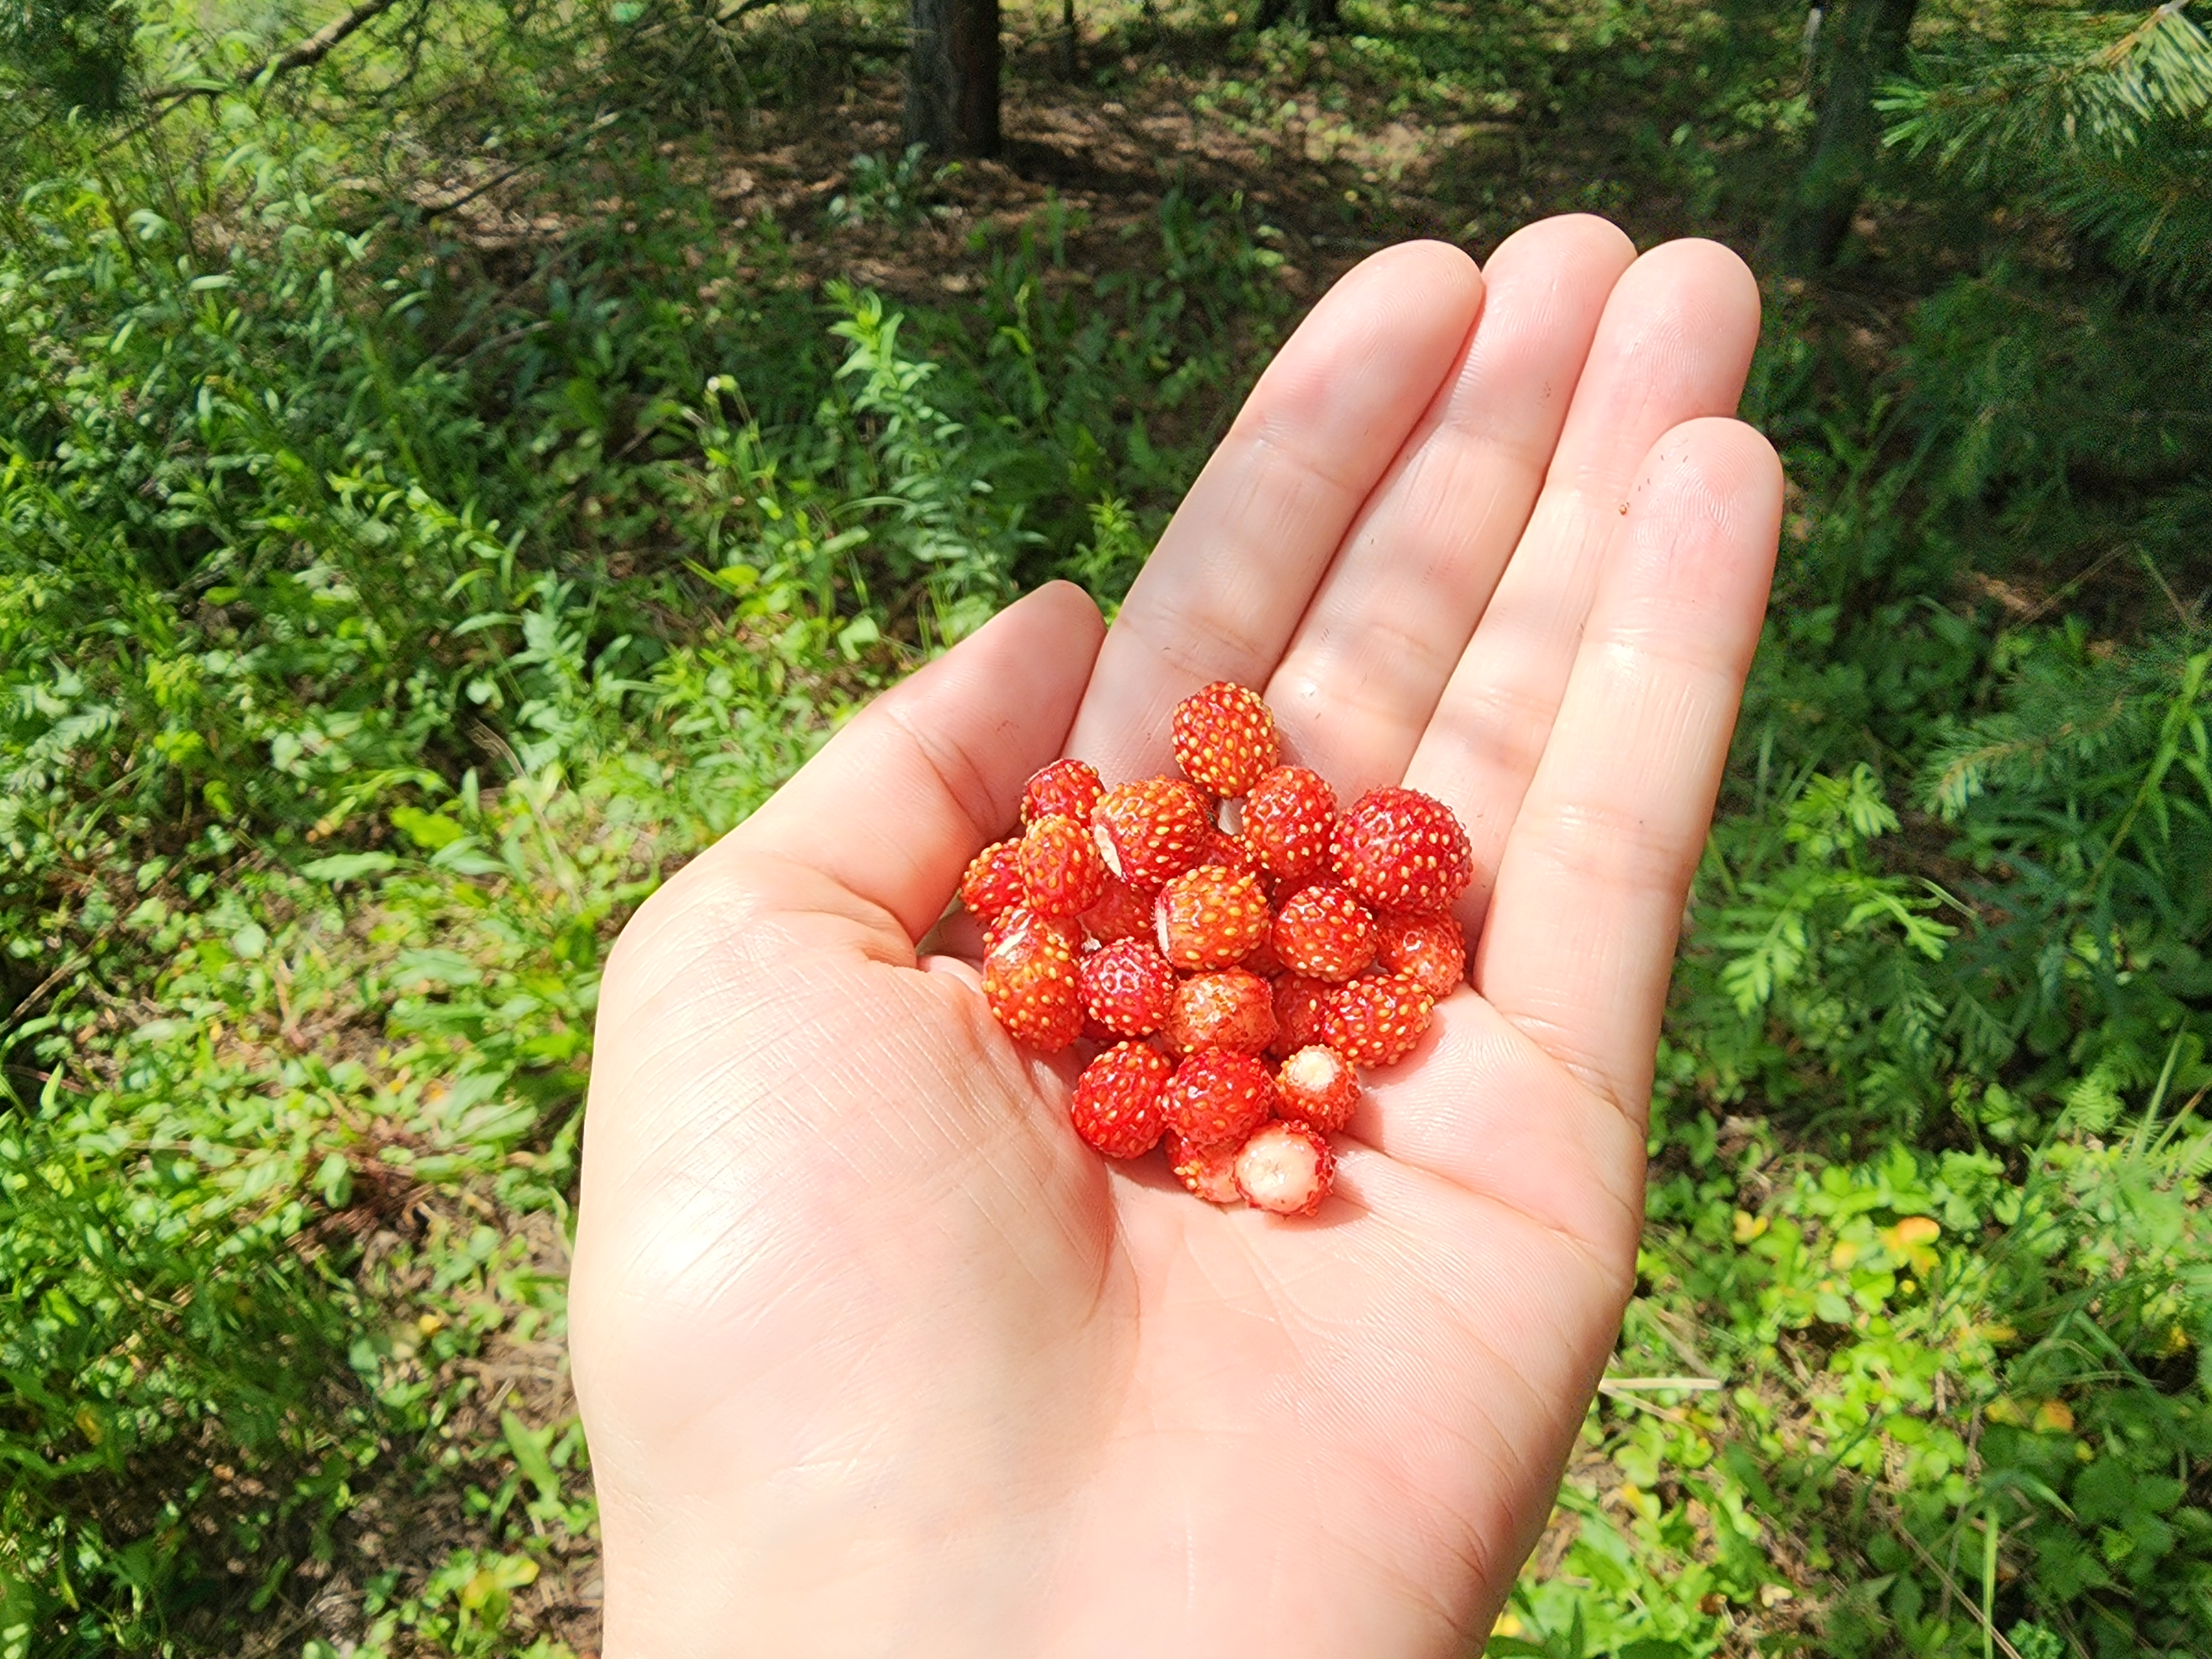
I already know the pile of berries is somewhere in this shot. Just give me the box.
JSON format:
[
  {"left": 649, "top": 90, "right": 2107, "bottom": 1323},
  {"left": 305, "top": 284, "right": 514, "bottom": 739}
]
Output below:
[{"left": 964, "top": 681, "right": 1474, "bottom": 1218}]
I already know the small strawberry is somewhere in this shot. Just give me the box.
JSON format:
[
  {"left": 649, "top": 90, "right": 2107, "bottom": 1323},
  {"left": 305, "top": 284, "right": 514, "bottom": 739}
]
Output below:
[
  {"left": 1240, "top": 929, "right": 1287, "bottom": 979},
  {"left": 1092, "top": 778, "right": 1212, "bottom": 890},
  {"left": 982, "top": 905, "right": 1081, "bottom": 957},
  {"left": 1154, "top": 865, "right": 1272, "bottom": 972},
  {"left": 1072, "top": 1042, "right": 1172, "bottom": 1159},
  {"left": 1275, "top": 1045, "right": 1360, "bottom": 1133},
  {"left": 1321, "top": 973, "right": 1436, "bottom": 1068},
  {"left": 1329, "top": 786, "right": 1474, "bottom": 915},
  {"left": 1271, "top": 883, "right": 1378, "bottom": 983},
  {"left": 1078, "top": 875, "right": 1153, "bottom": 944},
  {"left": 1020, "top": 812, "right": 1107, "bottom": 916},
  {"left": 1269, "top": 973, "right": 1331, "bottom": 1059},
  {"left": 1163, "top": 1049, "right": 1277, "bottom": 1147},
  {"left": 1022, "top": 758, "right": 1104, "bottom": 827},
  {"left": 1375, "top": 910, "right": 1468, "bottom": 998},
  {"left": 1080, "top": 938, "right": 1178, "bottom": 1038},
  {"left": 983, "top": 907, "right": 1084, "bottom": 1051},
  {"left": 1172, "top": 680, "right": 1280, "bottom": 797},
  {"left": 1194, "top": 823, "right": 1262, "bottom": 877},
  {"left": 1234, "top": 1121, "right": 1335, "bottom": 1217},
  {"left": 1242, "top": 766, "right": 1337, "bottom": 881},
  {"left": 1165, "top": 968, "right": 1277, "bottom": 1055},
  {"left": 1166, "top": 1130, "right": 1244, "bottom": 1205},
  {"left": 960, "top": 838, "right": 1026, "bottom": 922}
]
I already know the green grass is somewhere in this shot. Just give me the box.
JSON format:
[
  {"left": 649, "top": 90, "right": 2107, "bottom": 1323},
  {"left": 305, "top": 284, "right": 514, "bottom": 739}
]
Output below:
[{"left": 3, "top": 0, "right": 2211, "bottom": 1652}]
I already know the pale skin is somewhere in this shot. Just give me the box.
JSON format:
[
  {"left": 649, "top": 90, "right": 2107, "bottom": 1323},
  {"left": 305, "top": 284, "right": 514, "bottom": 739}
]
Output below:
[{"left": 569, "top": 217, "right": 1783, "bottom": 1657}]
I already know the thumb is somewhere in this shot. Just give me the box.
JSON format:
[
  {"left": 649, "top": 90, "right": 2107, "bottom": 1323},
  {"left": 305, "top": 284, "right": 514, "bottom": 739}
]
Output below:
[{"left": 712, "top": 582, "right": 1106, "bottom": 945}]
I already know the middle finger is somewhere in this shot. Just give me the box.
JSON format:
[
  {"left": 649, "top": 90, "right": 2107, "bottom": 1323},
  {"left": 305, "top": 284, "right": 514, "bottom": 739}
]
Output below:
[{"left": 1262, "top": 214, "right": 1637, "bottom": 794}]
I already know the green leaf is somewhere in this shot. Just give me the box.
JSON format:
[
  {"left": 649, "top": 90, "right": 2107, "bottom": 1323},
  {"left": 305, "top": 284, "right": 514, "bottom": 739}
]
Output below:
[
  {"left": 390, "top": 806, "right": 466, "bottom": 851},
  {"left": 299, "top": 852, "right": 397, "bottom": 885},
  {"left": 501, "top": 1412, "right": 562, "bottom": 1506}
]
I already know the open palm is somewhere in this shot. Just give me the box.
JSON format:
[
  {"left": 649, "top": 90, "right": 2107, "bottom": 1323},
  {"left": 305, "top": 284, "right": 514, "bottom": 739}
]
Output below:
[{"left": 570, "top": 219, "right": 1781, "bottom": 1658}]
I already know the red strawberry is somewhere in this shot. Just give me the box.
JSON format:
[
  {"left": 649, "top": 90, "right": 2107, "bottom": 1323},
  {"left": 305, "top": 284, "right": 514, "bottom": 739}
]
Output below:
[
  {"left": 1321, "top": 973, "right": 1436, "bottom": 1068},
  {"left": 1080, "top": 938, "right": 1178, "bottom": 1038},
  {"left": 1154, "top": 865, "right": 1271, "bottom": 972},
  {"left": 1078, "top": 876, "right": 1152, "bottom": 944},
  {"left": 982, "top": 905, "right": 1081, "bottom": 957},
  {"left": 1022, "top": 758, "right": 1104, "bottom": 826},
  {"left": 1271, "top": 883, "right": 1377, "bottom": 982},
  {"left": 1329, "top": 787, "right": 1474, "bottom": 915},
  {"left": 1163, "top": 1049, "right": 1277, "bottom": 1147},
  {"left": 1072, "top": 1042, "right": 1172, "bottom": 1159},
  {"left": 1020, "top": 813, "right": 1107, "bottom": 917},
  {"left": 1234, "top": 1121, "right": 1335, "bottom": 1217},
  {"left": 960, "top": 838, "right": 1026, "bottom": 922},
  {"left": 1240, "top": 930, "right": 1287, "bottom": 979},
  {"left": 1269, "top": 973, "right": 1331, "bottom": 1058},
  {"left": 1241, "top": 766, "right": 1337, "bottom": 881},
  {"left": 1166, "top": 1130, "right": 1244, "bottom": 1204},
  {"left": 1172, "top": 681, "right": 1279, "bottom": 797},
  {"left": 1375, "top": 910, "right": 1468, "bottom": 998},
  {"left": 1194, "top": 823, "right": 1262, "bottom": 877},
  {"left": 1275, "top": 1045, "right": 1359, "bottom": 1132},
  {"left": 983, "top": 907, "right": 1084, "bottom": 1051},
  {"left": 1165, "top": 968, "right": 1276, "bottom": 1055},
  {"left": 1093, "top": 778, "right": 1211, "bottom": 890}
]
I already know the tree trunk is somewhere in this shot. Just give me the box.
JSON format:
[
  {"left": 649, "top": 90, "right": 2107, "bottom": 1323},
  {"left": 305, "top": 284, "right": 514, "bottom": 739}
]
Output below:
[
  {"left": 905, "top": 0, "right": 1001, "bottom": 157},
  {"left": 1255, "top": 0, "right": 1338, "bottom": 28},
  {"left": 1777, "top": 0, "right": 1922, "bottom": 273}
]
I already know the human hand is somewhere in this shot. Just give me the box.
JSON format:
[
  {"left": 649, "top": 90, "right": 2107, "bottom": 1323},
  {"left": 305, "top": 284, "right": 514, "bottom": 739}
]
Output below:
[{"left": 570, "top": 218, "right": 1780, "bottom": 1657}]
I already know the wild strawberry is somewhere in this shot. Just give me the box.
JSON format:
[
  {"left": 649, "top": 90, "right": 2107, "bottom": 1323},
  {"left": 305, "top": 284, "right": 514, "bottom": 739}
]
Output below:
[
  {"left": 1172, "top": 680, "right": 1279, "bottom": 797},
  {"left": 1165, "top": 968, "right": 1276, "bottom": 1055},
  {"left": 1329, "top": 786, "right": 1474, "bottom": 915},
  {"left": 1093, "top": 778, "right": 1211, "bottom": 890},
  {"left": 1155, "top": 865, "right": 1271, "bottom": 972},
  {"left": 1269, "top": 973, "right": 1331, "bottom": 1058},
  {"left": 1194, "top": 823, "right": 1262, "bottom": 877},
  {"left": 1234, "top": 1121, "right": 1335, "bottom": 1217},
  {"left": 1163, "top": 1048, "right": 1277, "bottom": 1147},
  {"left": 1078, "top": 875, "right": 1152, "bottom": 943},
  {"left": 1166, "top": 1130, "right": 1243, "bottom": 1204},
  {"left": 1240, "top": 930, "right": 1286, "bottom": 979},
  {"left": 1275, "top": 1045, "right": 1359, "bottom": 1132},
  {"left": 1271, "top": 883, "right": 1378, "bottom": 982},
  {"left": 1022, "top": 758, "right": 1104, "bottom": 826},
  {"left": 1072, "top": 1042, "right": 1172, "bottom": 1159},
  {"left": 961, "top": 838, "right": 1026, "bottom": 922},
  {"left": 1020, "top": 813, "right": 1107, "bottom": 916},
  {"left": 1321, "top": 973, "right": 1436, "bottom": 1068},
  {"left": 982, "top": 905, "right": 1081, "bottom": 957},
  {"left": 1080, "top": 938, "right": 1178, "bottom": 1038},
  {"left": 1375, "top": 910, "right": 1468, "bottom": 998},
  {"left": 1242, "top": 766, "right": 1337, "bottom": 881},
  {"left": 983, "top": 907, "right": 1084, "bottom": 1051}
]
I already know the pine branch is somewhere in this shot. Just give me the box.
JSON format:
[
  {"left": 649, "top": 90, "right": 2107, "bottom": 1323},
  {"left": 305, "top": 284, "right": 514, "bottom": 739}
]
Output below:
[
  {"left": 1880, "top": 2, "right": 2212, "bottom": 288},
  {"left": 1882, "top": 3, "right": 2212, "bottom": 170}
]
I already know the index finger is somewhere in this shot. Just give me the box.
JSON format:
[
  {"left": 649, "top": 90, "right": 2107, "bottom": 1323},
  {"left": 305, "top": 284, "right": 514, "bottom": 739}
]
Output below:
[{"left": 1067, "top": 240, "right": 1484, "bottom": 783}]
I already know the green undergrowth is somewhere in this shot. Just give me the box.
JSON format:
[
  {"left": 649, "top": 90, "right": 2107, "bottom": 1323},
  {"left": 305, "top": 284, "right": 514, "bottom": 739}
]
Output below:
[
  {"left": 4, "top": 0, "right": 2211, "bottom": 1652},
  {"left": 0, "top": 51, "right": 1294, "bottom": 1649}
]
